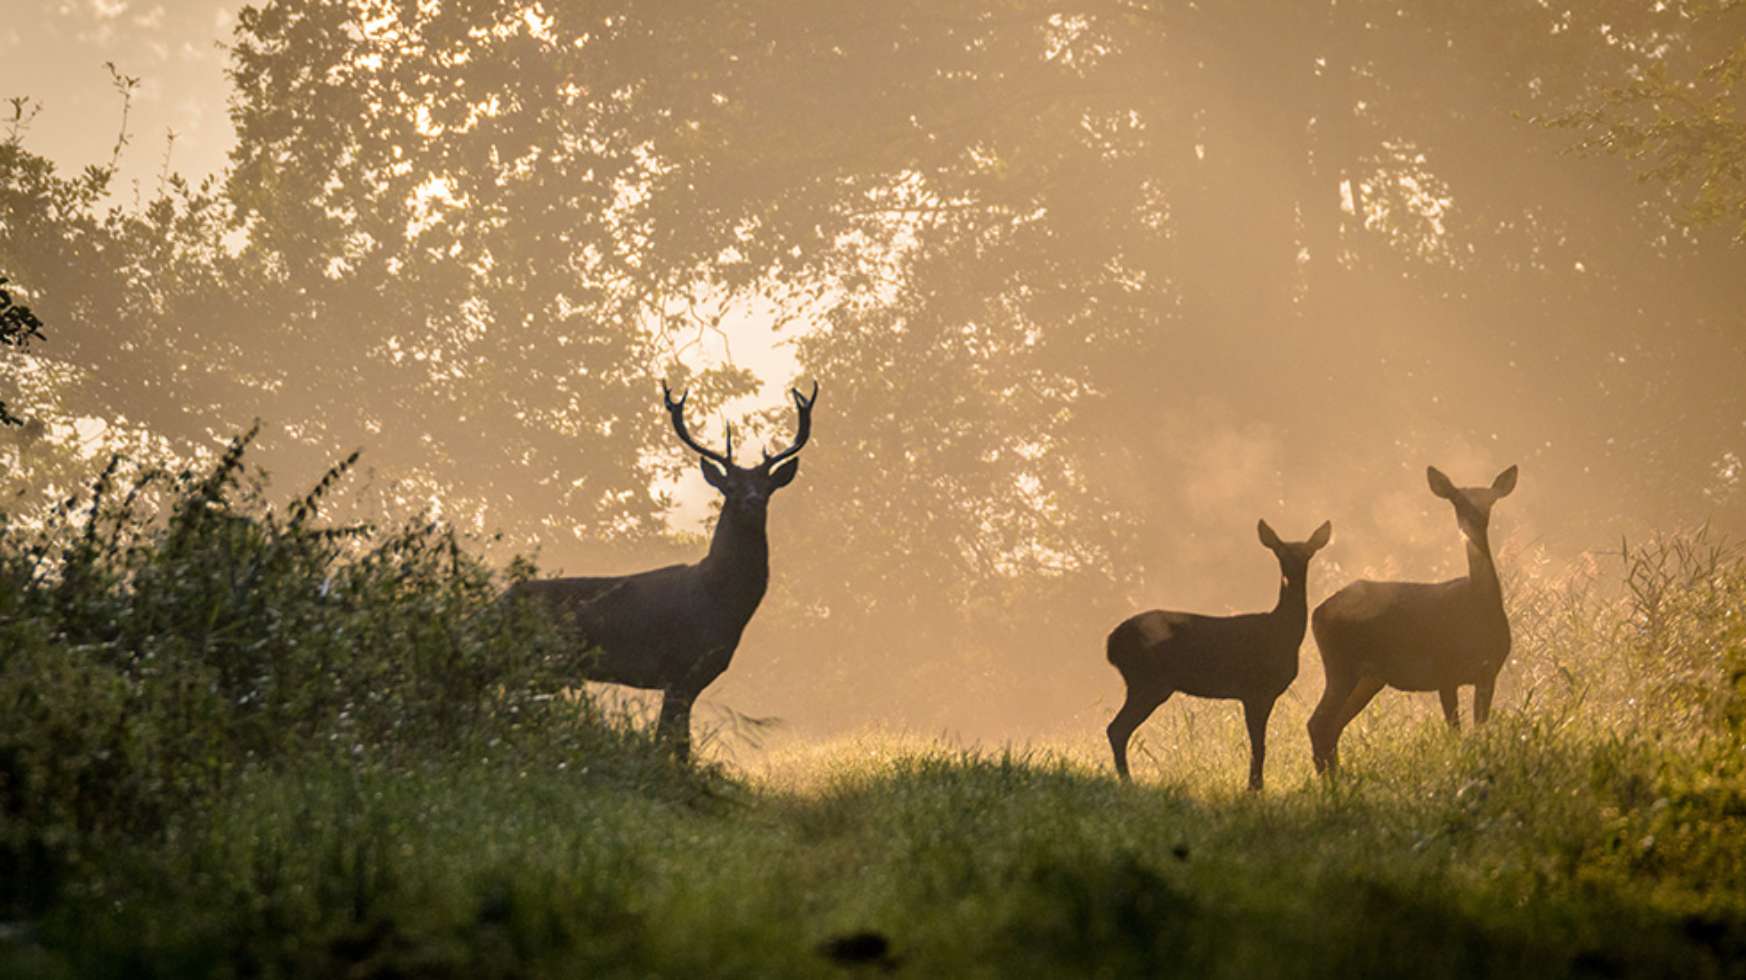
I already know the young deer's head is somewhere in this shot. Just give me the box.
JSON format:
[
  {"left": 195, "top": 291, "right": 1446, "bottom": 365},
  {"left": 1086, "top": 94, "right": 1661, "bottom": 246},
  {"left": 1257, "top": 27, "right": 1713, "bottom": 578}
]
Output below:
[
  {"left": 1427, "top": 464, "right": 1517, "bottom": 545},
  {"left": 662, "top": 381, "right": 819, "bottom": 521},
  {"left": 1257, "top": 519, "right": 1332, "bottom": 587}
]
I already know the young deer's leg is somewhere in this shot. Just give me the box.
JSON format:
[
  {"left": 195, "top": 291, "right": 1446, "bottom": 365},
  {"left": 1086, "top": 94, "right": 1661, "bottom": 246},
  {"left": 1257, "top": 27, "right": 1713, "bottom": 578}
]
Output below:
[
  {"left": 1438, "top": 687, "right": 1461, "bottom": 731},
  {"left": 1473, "top": 675, "right": 1496, "bottom": 725},
  {"left": 1108, "top": 687, "right": 1171, "bottom": 781},
  {"left": 1242, "top": 696, "right": 1275, "bottom": 792},
  {"left": 655, "top": 688, "right": 696, "bottom": 763}
]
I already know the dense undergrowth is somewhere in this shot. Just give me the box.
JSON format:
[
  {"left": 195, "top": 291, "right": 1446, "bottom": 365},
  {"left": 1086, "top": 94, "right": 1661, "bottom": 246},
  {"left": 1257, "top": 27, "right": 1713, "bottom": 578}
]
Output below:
[
  {"left": 0, "top": 432, "right": 693, "bottom": 926},
  {"left": 2, "top": 438, "right": 1746, "bottom": 977}
]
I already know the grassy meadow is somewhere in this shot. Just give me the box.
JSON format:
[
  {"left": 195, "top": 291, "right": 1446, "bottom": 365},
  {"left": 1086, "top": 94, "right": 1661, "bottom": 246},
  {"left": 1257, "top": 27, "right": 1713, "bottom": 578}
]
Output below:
[{"left": 3, "top": 444, "right": 1746, "bottom": 978}]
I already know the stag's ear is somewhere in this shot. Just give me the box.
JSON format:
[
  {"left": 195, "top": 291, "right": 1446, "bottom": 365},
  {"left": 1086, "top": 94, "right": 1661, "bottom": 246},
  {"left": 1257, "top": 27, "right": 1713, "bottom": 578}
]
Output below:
[
  {"left": 1427, "top": 466, "right": 1457, "bottom": 500},
  {"left": 700, "top": 458, "right": 730, "bottom": 490},
  {"left": 768, "top": 458, "right": 799, "bottom": 488},
  {"left": 1257, "top": 519, "right": 1282, "bottom": 550},
  {"left": 1308, "top": 520, "right": 1333, "bottom": 551},
  {"left": 1491, "top": 464, "right": 1518, "bottom": 498}
]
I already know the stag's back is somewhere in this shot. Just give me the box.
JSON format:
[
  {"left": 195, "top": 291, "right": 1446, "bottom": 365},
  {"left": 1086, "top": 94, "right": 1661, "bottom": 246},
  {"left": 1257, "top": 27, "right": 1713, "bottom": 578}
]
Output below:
[{"left": 505, "top": 565, "right": 720, "bottom": 687}]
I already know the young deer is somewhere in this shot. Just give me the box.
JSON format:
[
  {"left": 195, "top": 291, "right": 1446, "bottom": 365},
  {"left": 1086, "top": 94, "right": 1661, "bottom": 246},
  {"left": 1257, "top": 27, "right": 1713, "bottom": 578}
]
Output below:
[
  {"left": 1306, "top": 465, "right": 1517, "bottom": 775},
  {"left": 1106, "top": 519, "right": 1332, "bottom": 790},
  {"left": 505, "top": 381, "right": 818, "bottom": 761}
]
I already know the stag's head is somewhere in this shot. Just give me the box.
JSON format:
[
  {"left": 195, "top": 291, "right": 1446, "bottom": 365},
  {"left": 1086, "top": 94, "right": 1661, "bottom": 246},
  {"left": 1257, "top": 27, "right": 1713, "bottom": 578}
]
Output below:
[
  {"left": 662, "top": 381, "right": 819, "bottom": 519},
  {"left": 1258, "top": 519, "right": 1332, "bottom": 587},
  {"left": 1427, "top": 464, "right": 1517, "bottom": 544}
]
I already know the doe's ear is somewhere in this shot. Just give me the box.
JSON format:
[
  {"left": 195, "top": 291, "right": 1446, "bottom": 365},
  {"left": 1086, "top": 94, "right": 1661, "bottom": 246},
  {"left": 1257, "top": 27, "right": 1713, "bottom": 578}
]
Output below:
[
  {"left": 1491, "top": 464, "right": 1518, "bottom": 498},
  {"left": 700, "top": 458, "right": 730, "bottom": 491},
  {"left": 1427, "top": 466, "right": 1457, "bottom": 500},
  {"left": 1257, "top": 519, "right": 1283, "bottom": 550},
  {"left": 1308, "top": 520, "right": 1333, "bottom": 551},
  {"left": 768, "top": 458, "right": 800, "bottom": 488}
]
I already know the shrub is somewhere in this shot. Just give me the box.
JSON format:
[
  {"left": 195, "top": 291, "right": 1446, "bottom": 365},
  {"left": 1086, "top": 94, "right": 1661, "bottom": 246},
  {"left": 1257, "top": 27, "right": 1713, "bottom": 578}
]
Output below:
[{"left": 0, "top": 428, "right": 642, "bottom": 914}]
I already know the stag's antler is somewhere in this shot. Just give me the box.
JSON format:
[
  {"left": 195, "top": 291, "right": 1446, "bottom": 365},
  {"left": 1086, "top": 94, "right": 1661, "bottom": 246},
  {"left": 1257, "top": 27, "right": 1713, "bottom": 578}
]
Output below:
[
  {"left": 662, "top": 381, "right": 735, "bottom": 467},
  {"left": 761, "top": 381, "right": 819, "bottom": 470}
]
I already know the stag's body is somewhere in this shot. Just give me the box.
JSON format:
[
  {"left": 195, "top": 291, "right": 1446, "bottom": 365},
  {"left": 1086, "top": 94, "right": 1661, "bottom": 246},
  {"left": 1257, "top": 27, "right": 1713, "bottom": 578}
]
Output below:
[
  {"left": 1307, "top": 465, "right": 1516, "bottom": 774},
  {"left": 506, "top": 523, "right": 768, "bottom": 691},
  {"left": 1106, "top": 520, "right": 1330, "bottom": 790},
  {"left": 507, "top": 382, "right": 817, "bottom": 761}
]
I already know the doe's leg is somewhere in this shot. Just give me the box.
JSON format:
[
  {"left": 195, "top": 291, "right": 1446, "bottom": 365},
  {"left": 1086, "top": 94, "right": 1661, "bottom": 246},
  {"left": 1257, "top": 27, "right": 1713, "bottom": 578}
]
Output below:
[
  {"left": 1473, "top": 676, "right": 1496, "bottom": 725},
  {"left": 1308, "top": 670, "right": 1356, "bottom": 775},
  {"left": 1318, "top": 675, "right": 1386, "bottom": 775},
  {"left": 1334, "top": 676, "right": 1386, "bottom": 731},
  {"left": 1242, "top": 696, "right": 1275, "bottom": 792},
  {"left": 1438, "top": 687, "right": 1462, "bottom": 731},
  {"left": 1108, "top": 687, "right": 1171, "bottom": 781}
]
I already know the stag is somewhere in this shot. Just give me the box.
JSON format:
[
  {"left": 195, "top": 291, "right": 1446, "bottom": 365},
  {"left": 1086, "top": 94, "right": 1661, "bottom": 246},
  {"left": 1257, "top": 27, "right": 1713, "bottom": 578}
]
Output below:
[
  {"left": 1106, "top": 519, "right": 1332, "bottom": 790},
  {"left": 1306, "top": 465, "right": 1517, "bottom": 774},
  {"left": 505, "top": 381, "right": 819, "bottom": 761}
]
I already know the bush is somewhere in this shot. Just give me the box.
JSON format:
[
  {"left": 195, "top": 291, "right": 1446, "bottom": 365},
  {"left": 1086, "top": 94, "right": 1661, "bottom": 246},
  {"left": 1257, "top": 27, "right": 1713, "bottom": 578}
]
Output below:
[{"left": 0, "top": 428, "right": 652, "bottom": 915}]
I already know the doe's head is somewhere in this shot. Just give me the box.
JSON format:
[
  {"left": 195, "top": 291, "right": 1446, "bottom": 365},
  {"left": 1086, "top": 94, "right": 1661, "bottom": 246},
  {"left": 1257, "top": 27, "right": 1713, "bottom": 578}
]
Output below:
[
  {"left": 662, "top": 381, "right": 819, "bottom": 517},
  {"left": 1427, "top": 464, "right": 1517, "bottom": 543},
  {"left": 1257, "top": 519, "right": 1332, "bottom": 586}
]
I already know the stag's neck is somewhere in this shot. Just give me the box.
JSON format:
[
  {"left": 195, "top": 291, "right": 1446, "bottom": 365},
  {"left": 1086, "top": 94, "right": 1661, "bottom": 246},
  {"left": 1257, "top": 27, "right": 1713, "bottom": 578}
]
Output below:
[
  {"left": 1464, "top": 531, "right": 1504, "bottom": 611},
  {"left": 700, "top": 508, "right": 770, "bottom": 608},
  {"left": 1271, "top": 575, "right": 1309, "bottom": 637}
]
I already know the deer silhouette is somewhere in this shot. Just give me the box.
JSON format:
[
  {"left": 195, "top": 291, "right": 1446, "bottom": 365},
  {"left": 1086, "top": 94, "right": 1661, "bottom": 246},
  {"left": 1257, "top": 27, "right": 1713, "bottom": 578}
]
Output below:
[
  {"left": 505, "top": 381, "right": 818, "bottom": 761},
  {"left": 1106, "top": 519, "right": 1332, "bottom": 790},
  {"left": 1307, "top": 465, "right": 1517, "bottom": 775}
]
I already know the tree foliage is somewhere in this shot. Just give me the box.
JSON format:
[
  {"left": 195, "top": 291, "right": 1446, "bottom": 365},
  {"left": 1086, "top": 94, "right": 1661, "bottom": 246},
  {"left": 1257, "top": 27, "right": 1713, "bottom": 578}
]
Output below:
[
  {"left": 4, "top": 1, "right": 1745, "bottom": 733},
  {"left": 0, "top": 275, "right": 45, "bottom": 426},
  {"left": 1542, "top": 1, "right": 1746, "bottom": 240}
]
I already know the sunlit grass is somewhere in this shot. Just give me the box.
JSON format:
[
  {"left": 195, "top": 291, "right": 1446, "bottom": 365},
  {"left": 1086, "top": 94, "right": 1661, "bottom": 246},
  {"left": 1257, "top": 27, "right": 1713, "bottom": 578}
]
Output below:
[{"left": 7, "top": 698, "right": 1744, "bottom": 978}]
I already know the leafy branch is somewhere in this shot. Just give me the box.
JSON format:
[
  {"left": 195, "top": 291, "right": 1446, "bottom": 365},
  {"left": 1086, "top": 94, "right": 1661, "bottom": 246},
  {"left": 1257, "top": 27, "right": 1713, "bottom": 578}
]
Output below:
[{"left": 0, "top": 276, "right": 48, "bottom": 427}]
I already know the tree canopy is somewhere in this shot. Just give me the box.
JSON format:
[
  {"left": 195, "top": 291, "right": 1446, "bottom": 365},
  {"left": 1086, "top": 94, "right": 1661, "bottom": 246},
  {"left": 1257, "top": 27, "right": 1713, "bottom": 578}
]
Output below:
[
  {"left": 3, "top": 0, "right": 1743, "bottom": 735},
  {"left": 1542, "top": 1, "right": 1746, "bottom": 240}
]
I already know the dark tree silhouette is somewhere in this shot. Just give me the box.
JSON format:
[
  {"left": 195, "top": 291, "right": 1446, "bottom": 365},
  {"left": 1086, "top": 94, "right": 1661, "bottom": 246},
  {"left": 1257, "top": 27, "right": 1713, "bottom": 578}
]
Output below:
[{"left": 0, "top": 276, "right": 45, "bottom": 426}]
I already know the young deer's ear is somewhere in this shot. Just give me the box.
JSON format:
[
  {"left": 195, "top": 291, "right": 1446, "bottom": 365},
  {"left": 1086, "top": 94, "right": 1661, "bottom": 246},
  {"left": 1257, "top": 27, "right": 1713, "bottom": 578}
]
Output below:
[
  {"left": 1308, "top": 520, "right": 1332, "bottom": 551},
  {"left": 768, "top": 458, "right": 799, "bottom": 488},
  {"left": 1491, "top": 464, "right": 1518, "bottom": 498},
  {"left": 1427, "top": 466, "right": 1457, "bottom": 500},
  {"left": 700, "top": 458, "right": 730, "bottom": 490},
  {"left": 1257, "top": 519, "right": 1283, "bottom": 550}
]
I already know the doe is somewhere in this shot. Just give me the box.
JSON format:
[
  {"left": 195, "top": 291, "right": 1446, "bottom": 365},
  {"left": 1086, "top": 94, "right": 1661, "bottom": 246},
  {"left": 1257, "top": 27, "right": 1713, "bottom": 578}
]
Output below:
[
  {"left": 1306, "top": 465, "right": 1516, "bottom": 775},
  {"left": 1106, "top": 519, "right": 1332, "bottom": 790}
]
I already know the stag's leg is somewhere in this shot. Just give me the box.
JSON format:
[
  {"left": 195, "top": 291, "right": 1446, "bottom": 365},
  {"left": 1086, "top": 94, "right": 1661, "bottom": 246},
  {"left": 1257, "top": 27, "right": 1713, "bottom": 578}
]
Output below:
[
  {"left": 1474, "top": 676, "right": 1496, "bottom": 725},
  {"left": 655, "top": 688, "right": 696, "bottom": 763},
  {"left": 1241, "top": 696, "right": 1275, "bottom": 792},
  {"left": 1108, "top": 687, "right": 1171, "bottom": 781},
  {"left": 1308, "top": 669, "right": 1356, "bottom": 775},
  {"left": 1438, "top": 687, "right": 1462, "bottom": 731}
]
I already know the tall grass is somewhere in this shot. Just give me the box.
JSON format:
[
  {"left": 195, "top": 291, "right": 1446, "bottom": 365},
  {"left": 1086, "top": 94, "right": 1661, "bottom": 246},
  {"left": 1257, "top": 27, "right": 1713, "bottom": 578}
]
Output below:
[{"left": 2, "top": 439, "right": 1745, "bottom": 976}]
